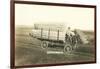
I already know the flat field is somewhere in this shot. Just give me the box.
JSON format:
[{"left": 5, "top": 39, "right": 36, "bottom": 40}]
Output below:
[{"left": 15, "top": 26, "right": 95, "bottom": 66}]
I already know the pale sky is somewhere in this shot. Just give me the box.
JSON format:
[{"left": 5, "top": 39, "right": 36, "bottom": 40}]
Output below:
[{"left": 15, "top": 4, "right": 94, "bottom": 30}]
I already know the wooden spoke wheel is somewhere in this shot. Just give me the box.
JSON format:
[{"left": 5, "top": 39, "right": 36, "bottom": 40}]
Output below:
[
  {"left": 41, "top": 41, "right": 48, "bottom": 49},
  {"left": 64, "top": 44, "right": 72, "bottom": 55}
]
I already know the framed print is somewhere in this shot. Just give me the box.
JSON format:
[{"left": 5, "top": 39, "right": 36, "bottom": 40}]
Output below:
[{"left": 10, "top": 0, "right": 96, "bottom": 69}]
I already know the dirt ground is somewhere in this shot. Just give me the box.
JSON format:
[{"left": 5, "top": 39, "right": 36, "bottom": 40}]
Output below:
[{"left": 15, "top": 26, "right": 95, "bottom": 66}]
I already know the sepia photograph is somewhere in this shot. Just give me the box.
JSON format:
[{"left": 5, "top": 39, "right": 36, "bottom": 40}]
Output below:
[{"left": 11, "top": 1, "right": 96, "bottom": 68}]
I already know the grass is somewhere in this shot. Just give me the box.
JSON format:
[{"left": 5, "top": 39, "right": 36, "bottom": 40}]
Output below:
[{"left": 15, "top": 26, "right": 95, "bottom": 66}]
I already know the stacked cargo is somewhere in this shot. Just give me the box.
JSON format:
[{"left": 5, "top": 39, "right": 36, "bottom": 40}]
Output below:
[{"left": 31, "top": 23, "right": 66, "bottom": 41}]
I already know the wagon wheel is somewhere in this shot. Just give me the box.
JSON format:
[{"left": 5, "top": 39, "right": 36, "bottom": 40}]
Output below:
[
  {"left": 63, "top": 44, "right": 72, "bottom": 55},
  {"left": 41, "top": 41, "right": 48, "bottom": 49}
]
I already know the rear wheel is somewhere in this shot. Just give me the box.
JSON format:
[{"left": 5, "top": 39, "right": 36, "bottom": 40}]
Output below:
[{"left": 41, "top": 41, "right": 48, "bottom": 49}]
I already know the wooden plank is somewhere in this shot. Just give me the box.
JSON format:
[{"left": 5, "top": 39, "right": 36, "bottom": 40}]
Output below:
[
  {"left": 41, "top": 28, "right": 43, "bottom": 38},
  {"left": 48, "top": 29, "right": 50, "bottom": 39},
  {"left": 57, "top": 30, "right": 59, "bottom": 40},
  {"left": 47, "top": 51, "right": 63, "bottom": 54}
]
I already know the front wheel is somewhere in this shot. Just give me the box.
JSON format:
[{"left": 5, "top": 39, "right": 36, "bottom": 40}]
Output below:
[{"left": 63, "top": 44, "right": 72, "bottom": 55}]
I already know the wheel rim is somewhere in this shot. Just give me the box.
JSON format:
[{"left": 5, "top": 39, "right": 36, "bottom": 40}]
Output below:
[
  {"left": 65, "top": 46, "right": 70, "bottom": 52},
  {"left": 64, "top": 45, "right": 72, "bottom": 54}
]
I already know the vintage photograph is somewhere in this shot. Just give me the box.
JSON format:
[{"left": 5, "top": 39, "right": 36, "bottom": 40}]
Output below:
[{"left": 14, "top": 2, "right": 96, "bottom": 67}]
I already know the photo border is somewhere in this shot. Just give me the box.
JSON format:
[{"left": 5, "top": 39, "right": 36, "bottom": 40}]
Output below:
[{"left": 10, "top": 0, "right": 96, "bottom": 69}]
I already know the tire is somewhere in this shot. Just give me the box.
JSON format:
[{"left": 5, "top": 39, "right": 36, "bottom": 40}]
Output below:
[
  {"left": 63, "top": 44, "right": 72, "bottom": 55},
  {"left": 41, "top": 41, "right": 48, "bottom": 49}
]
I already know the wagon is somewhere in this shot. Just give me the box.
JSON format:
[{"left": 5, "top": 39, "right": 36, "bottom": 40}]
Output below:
[{"left": 29, "top": 26, "right": 80, "bottom": 55}]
